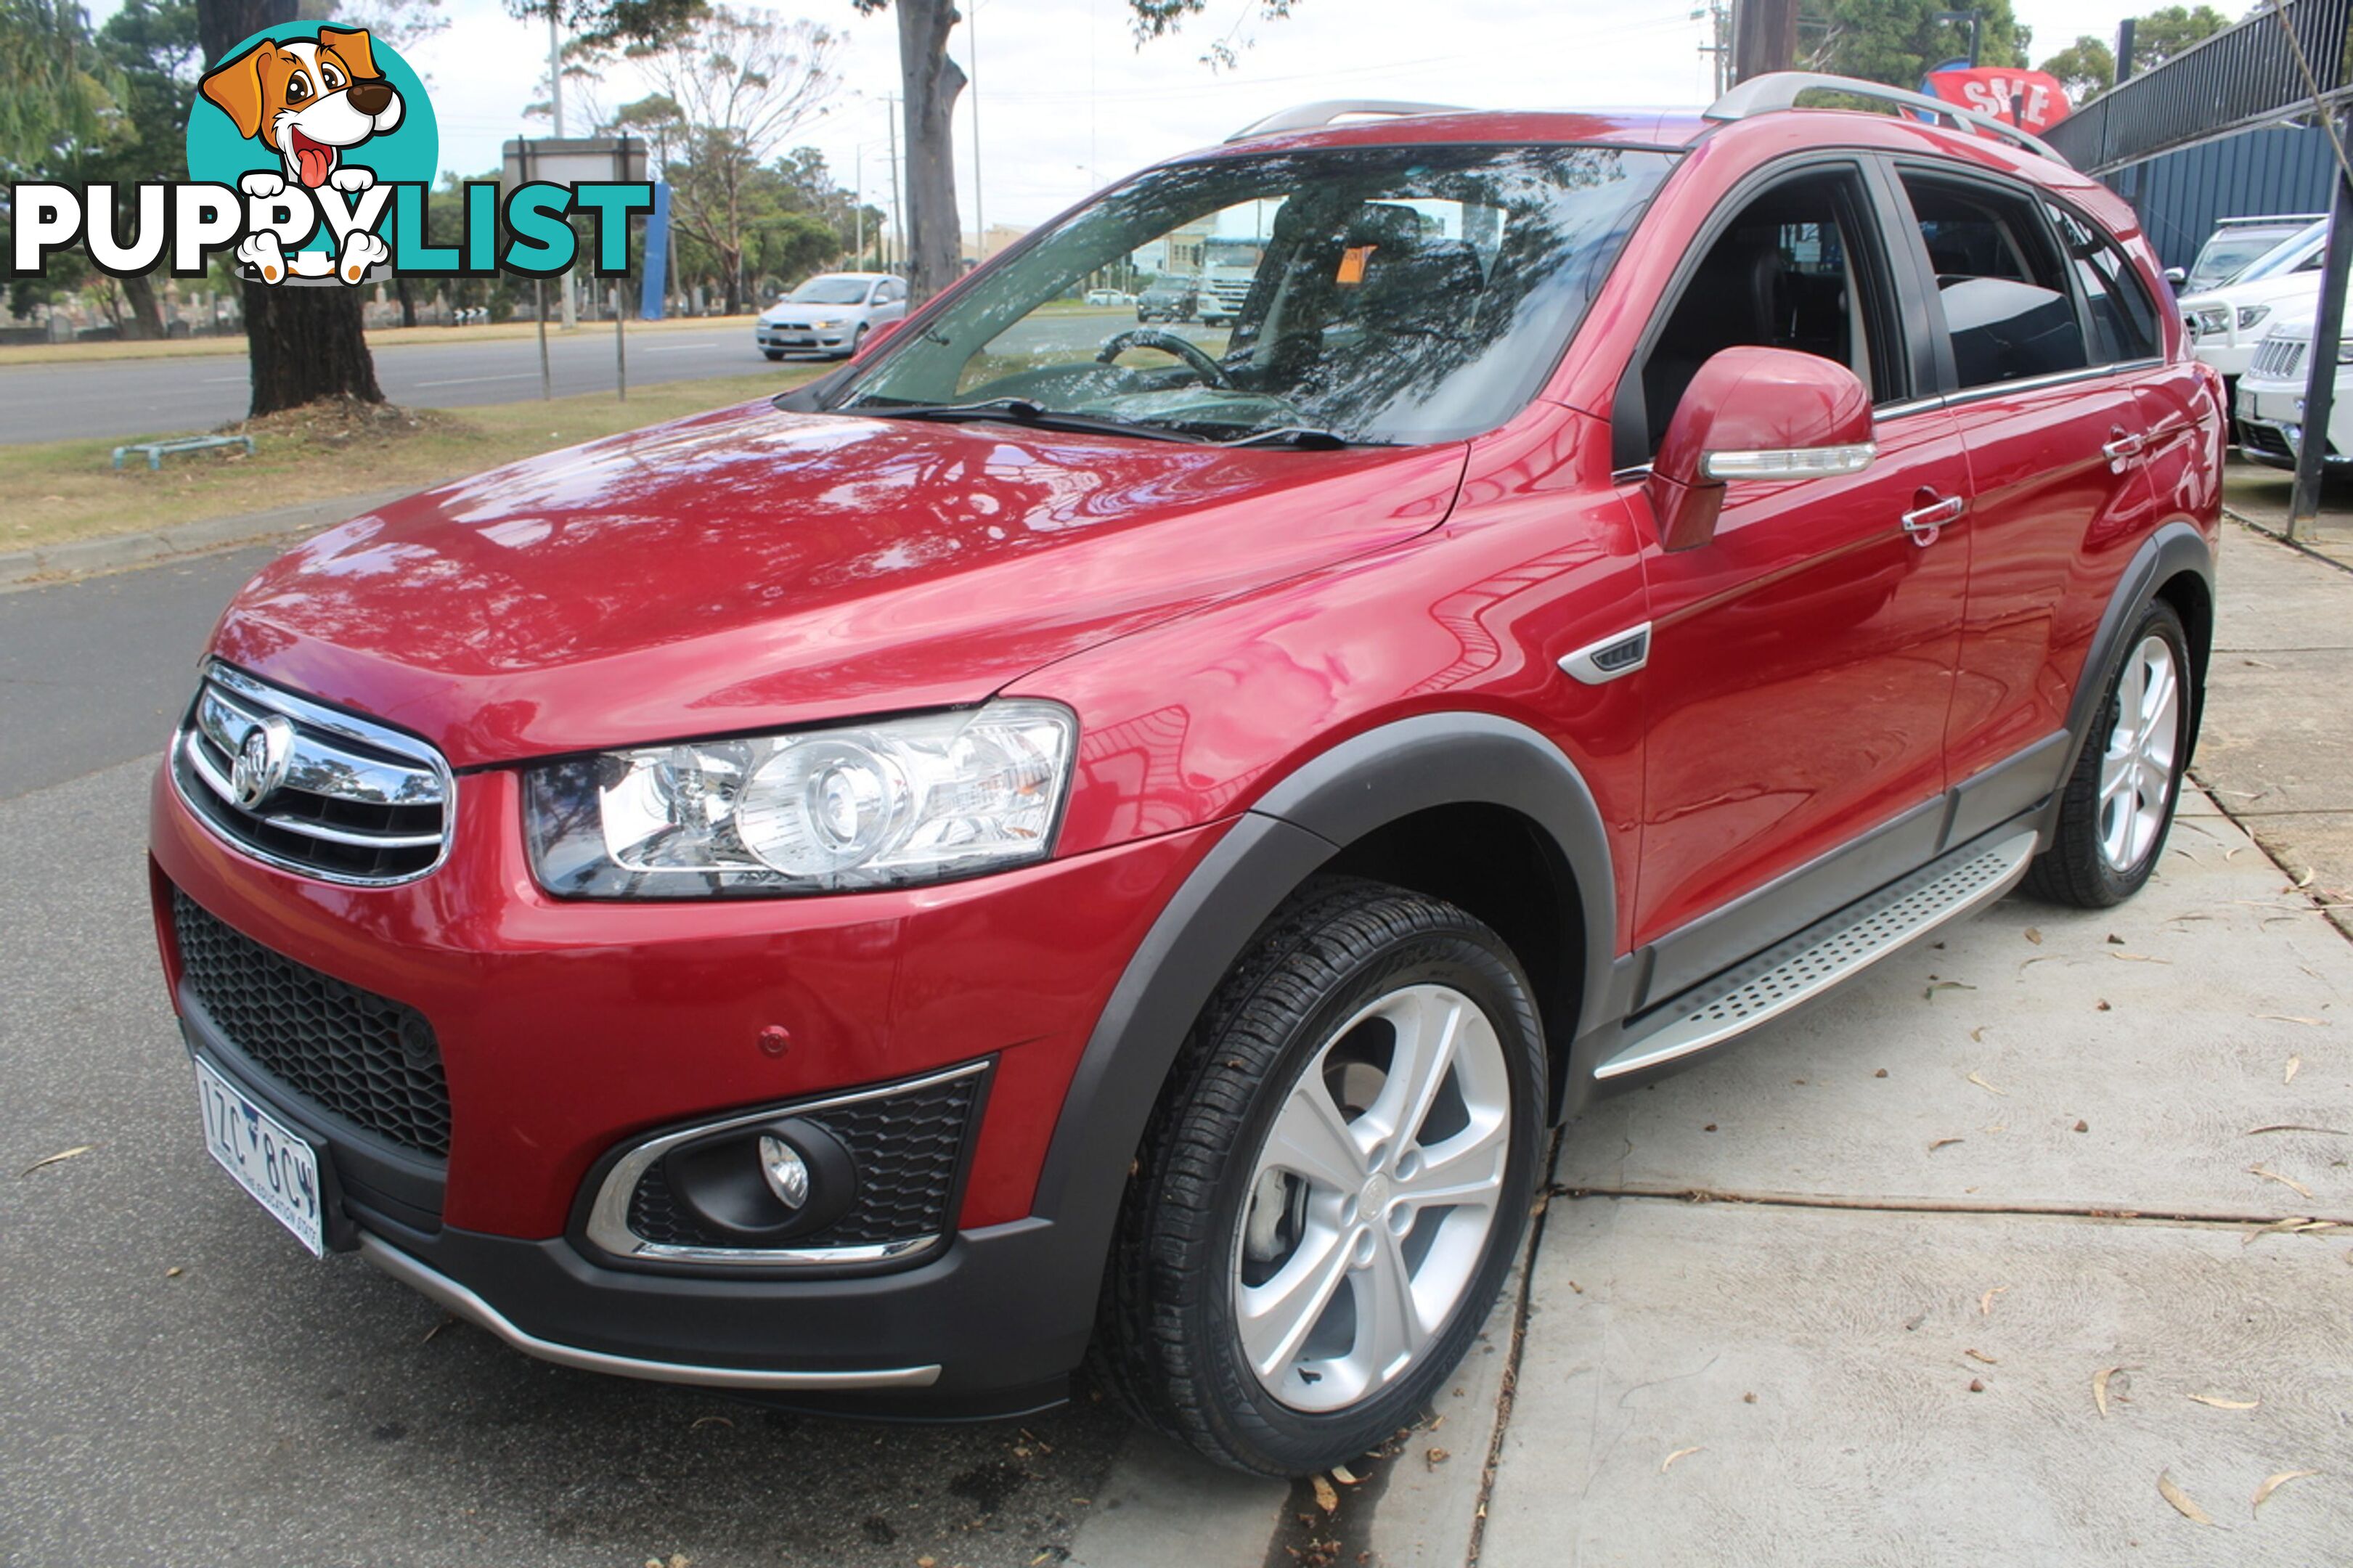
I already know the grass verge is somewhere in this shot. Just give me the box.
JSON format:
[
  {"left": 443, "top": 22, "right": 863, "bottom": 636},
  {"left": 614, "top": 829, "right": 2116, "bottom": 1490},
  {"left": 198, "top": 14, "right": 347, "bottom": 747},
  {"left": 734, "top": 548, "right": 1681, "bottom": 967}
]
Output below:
[
  {"left": 0, "top": 314, "right": 765, "bottom": 368},
  {"left": 2, "top": 369, "right": 820, "bottom": 552}
]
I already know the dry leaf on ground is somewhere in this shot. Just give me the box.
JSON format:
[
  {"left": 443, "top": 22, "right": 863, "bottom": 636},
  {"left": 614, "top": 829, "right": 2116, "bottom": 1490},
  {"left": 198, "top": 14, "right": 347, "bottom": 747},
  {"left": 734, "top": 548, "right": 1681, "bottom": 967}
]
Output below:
[
  {"left": 17, "top": 1146, "right": 90, "bottom": 1177},
  {"left": 2187, "top": 1394, "right": 2260, "bottom": 1410},
  {"left": 2094, "top": 1365, "right": 2137, "bottom": 1418},
  {"left": 2254, "top": 1470, "right": 2319, "bottom": 1511},
  {"left": 1311, "top": 1474, "right": 1338, "bottom": 1514},
  {"left": 1964, "top": 1348, "right": 1997, "bottom": 1365},
  {"left": 1661, "top": 1446, "right": 1701, "bottom": 1473},
  {"left": 2158, "top": 1471, "right": 2216, "bottom": 1526},
  {"left": 1979, "top": 1285, "right": 2010, "bottom": 1316},
  {"left": 2285, "top": 1055, "right": 2303, "bottom": 1085},
  {"left": 1329, "top": 1463, "right": 1357, "bottom": 1485},
  {"left": 1925, "top": 981, "right": 1975, "bottom": 1001},
  {"left": 1967, "top": 1071, "right": 2007, "bottom": 1096},
  {"left": 2248, "top": 1164, "right": 2314, "bottom": 1199},
  {"left": 2024, "top": 928, "right": 2042, "bottom": 944},
  {"left": 1929, "top": 1136, "right": 1965, "bottom": 1152},
  {"left": 2258, "top": 1015, "right": 2328, "bottom": 1026},
  {"left": 2246, "top": 1124, "right": 2350, "bottom": 1136}
]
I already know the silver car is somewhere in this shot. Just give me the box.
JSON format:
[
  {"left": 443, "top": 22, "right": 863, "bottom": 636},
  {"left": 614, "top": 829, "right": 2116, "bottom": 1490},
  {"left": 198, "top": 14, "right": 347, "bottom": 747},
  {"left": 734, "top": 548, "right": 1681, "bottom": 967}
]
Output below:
[{"left": 757, "top": 272, "right": 908, "bottom": 360}]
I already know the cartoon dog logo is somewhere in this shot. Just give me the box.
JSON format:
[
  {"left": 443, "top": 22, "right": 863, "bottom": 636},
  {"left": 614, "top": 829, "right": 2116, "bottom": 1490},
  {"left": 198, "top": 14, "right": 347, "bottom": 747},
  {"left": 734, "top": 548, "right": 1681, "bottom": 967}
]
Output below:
[{"left": 199, "top": 26, "right": 401, "bottom": 284}]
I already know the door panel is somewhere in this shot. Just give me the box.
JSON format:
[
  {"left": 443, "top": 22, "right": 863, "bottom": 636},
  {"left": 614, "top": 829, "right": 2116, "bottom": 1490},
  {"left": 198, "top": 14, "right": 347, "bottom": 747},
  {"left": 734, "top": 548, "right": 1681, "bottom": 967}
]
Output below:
[
  {"left": 1633, "top": 404, "right": 1971, "bottom": 953},
  {"left": 1943, "top": 375, "right": 2153, "bottom": 785}
]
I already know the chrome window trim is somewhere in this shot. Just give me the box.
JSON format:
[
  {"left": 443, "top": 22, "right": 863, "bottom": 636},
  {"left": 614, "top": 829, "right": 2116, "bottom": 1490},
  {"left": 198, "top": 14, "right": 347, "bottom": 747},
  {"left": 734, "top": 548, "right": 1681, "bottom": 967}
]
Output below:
[
  {"left": 168, "top": 661, "right": 457, "bottom": 889},
  {"left": 359, "top": 1234, "right": 943, "bottom": 1391},
  {"left": 583, "top": 1059, "right": 992, "bottom": 1270},
  {"left": 1938, "top": 363, "right": 2121, "bottom": 408}
]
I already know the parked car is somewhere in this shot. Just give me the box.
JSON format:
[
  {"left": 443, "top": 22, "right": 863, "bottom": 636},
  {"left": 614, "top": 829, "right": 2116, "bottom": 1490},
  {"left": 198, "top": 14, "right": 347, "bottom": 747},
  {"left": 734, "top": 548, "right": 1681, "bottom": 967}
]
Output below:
[
  {"left": 153, "top": 73, "right": 2219, "bottom": 1480},
  {"left": 756, "top": 271, "right": 908, "bottom": 359},
  {"left": 1135, "top": 275, "right": 1198, "bottom": 322},
  {"left": 2235, "top": 303, "right": 2353, "bottom": 472},
  {"left": 1084, "top": 288, "right": 1134, "bottom": 306},
  {"left": 2171, "top": 211, "right": 2325, "bottom": 293},
  {"left": 2178, "top": 219, "right": 2325, "bottom": 420}
]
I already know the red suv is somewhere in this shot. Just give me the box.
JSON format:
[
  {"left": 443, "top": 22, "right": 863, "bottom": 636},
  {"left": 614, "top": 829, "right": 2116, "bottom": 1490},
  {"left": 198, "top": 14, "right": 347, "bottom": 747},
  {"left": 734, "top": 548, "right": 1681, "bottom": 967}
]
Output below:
[{"left": 151, "top": 74, "right": 2220, "bottom": 1477}]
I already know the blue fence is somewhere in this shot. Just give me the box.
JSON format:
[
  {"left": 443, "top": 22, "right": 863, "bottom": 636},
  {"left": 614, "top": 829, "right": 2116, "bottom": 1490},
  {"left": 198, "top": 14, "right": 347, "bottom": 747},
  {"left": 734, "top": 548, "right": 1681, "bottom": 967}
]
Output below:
[{"left": 2105, "top": 123, "right": 2338, "bottom": 270}]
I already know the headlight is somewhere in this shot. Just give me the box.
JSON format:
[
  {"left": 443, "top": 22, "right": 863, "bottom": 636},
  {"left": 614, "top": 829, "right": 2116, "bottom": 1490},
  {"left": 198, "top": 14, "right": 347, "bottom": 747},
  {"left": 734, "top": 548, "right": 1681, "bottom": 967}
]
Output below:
[
  {"left": 815, "top": 317, "right": 845, "bottom": 329},
  {"left": 524, "top": 701, "right": 1076, "bottom": 898},
  {"left": 2193, "top": 306, "right": 2230, "bottom": 337},
  {"left": 2238, "top": 305, "right": 2271, "bottom": 332}
]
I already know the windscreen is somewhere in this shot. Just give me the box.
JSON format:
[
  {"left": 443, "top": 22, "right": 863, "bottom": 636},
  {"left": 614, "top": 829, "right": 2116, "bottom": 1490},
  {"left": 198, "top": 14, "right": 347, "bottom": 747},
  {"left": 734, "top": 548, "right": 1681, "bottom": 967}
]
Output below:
[
  {"left": 831, "top": 142, "right": 1676, "bottom": 446},
  {"left": 792, "top": 278, "right": 873, "bottom": 304}
]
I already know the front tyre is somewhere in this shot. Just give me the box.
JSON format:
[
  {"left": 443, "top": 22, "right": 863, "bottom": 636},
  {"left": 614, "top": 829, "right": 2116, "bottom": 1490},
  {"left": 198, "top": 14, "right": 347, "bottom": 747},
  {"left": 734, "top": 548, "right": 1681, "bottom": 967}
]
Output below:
[
  {"left": 1093, "top": 878, "right": 1546, "bottom": 1477},
  {"left": 2025, "top": 598, "right": 2194, "bottom": 908}
]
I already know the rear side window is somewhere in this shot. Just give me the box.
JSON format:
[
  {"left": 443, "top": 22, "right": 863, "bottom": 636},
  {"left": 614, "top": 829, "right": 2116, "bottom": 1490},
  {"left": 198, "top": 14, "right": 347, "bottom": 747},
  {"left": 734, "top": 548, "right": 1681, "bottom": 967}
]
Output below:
[
  {"left": 2049, "top": 204, "right": 2161, "bottom": 363},
  {"left": 1901, "top": 173, "right": 2087, "bottom": 390}
]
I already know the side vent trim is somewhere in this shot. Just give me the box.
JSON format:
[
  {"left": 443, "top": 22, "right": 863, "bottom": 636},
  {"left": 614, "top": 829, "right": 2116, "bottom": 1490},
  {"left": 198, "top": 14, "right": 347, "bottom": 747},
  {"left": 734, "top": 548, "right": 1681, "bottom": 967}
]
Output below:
[{"left": 1559, "top": 622, "right": 1652, "bottom": 686}]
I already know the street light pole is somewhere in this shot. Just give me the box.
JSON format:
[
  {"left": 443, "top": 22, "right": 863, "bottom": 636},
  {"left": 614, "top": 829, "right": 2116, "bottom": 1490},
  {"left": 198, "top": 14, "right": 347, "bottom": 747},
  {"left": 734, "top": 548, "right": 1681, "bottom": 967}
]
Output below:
[{"left": 547, "top": 1, "right": 576, "bottom": 331}]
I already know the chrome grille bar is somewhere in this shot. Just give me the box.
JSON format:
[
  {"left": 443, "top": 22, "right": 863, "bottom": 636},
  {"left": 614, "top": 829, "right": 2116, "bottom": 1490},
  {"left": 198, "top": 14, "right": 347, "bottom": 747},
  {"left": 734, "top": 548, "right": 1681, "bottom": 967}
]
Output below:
[{"left": 169, "top": 663, "right": 455, "bottom": 886}]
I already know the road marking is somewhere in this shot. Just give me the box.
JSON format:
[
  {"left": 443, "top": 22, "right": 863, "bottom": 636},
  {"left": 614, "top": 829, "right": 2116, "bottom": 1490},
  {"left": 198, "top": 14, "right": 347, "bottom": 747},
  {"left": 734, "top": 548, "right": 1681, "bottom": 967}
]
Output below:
[
  {"left": 643, "top": 343, "right": 732, "bottom": 353},
  {"left": 412, "top": 372, "right": 541, "bottom": 388},
  {"left": 201, "top": 375, "right": 246, "bottom": 383}
]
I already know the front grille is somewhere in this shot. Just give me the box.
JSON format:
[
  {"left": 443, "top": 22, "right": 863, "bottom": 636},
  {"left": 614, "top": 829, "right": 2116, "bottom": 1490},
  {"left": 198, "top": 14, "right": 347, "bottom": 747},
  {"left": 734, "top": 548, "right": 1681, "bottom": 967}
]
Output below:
[
  {"left": 2251, "top": 336, "right": 2309, "bottom": 380},
  {"left": 171, "top": 890, "right": 451, "bottom": 1159},
  {"left": 171, "top": 663, "right": 451, "bottom": 886},
  {"left": 623, "top": 1066, "right": 984, "bottom": 1254}
]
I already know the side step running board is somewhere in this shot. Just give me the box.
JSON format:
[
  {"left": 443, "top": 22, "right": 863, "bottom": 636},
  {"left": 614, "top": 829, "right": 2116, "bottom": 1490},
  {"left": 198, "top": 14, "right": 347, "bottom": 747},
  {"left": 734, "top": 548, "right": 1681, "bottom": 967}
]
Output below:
[{"left": 1596, "top": 831, "right": 2039, "bottom": 1081}]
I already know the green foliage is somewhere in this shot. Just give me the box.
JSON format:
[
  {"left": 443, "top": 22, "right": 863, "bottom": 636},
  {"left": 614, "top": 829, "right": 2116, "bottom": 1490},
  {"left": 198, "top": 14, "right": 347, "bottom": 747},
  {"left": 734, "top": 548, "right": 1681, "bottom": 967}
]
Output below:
[
  {"left": 2037, "top": 5, "right": 2231, "bottom": 105},
  {"left": 0, "top": 0, "right": 122, "bottom": 169},
  {"left": 509, "top": 0, "right": 703, "bottom": 50},
  {"left": 1799, "top": 0, "right": 2031, "bottom": 86}
]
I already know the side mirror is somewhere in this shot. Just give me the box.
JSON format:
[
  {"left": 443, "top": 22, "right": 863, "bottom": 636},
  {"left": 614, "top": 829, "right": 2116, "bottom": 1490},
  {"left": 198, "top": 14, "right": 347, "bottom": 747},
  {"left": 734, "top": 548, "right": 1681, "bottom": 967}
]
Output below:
[
  {"left": 1646, "top": 346, "right": 1876, "bottom": 552},
  {"left": 2163, "top": 266, "right": 2187, "bottom": 287},
  {"left": 854, "top": 318, "right": 902, "bottom": 357}
]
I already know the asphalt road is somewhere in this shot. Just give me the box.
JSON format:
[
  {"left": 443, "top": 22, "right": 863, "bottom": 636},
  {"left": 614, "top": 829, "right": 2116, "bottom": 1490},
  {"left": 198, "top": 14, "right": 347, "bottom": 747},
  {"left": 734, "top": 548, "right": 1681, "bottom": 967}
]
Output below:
[
  {"left": 0, "top": 555, "right": 1148, "bottom": 1567},
  {"left": 0, "top": 310, "right": 1217, "bottom": 446}
]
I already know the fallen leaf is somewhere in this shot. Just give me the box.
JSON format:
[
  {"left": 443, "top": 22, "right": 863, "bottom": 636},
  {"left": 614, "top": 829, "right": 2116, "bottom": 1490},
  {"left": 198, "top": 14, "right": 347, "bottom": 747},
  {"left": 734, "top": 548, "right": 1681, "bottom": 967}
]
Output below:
[
  {"left": 2254, "top": 1469, "right": 2320, "bottom": 1511},
  {"left": 1329, "top": 1463, "right": 1358, "bottom": 1485},
  {"left": 2285, "top": 1055, "right": 2303, "bottom": 1085},
  {"left": 1742, "top": 1392, "right": 1757, "bottom": 1403},
  {"left": 1425, "top": 1447, "right": 1451, "bottom": 1467},
  {"left": 2024, "top": 928, "right": 2042, "bottom": 944},
  {"left": 1312, "top": 1474, "right": 1339, "bottom": 1514},
  {"left": 2097, "top": 1000, "right": 2112, "bottom": 1011},
  {"left": 2094, "top": 1365, "right": 2137, "bottom": 1418},
  {"left": 1925, "top": 981, "right": 1976, "bottom": 1001},
  {"left": 1874, "top": 1068, "right": 1889, "bottom": 1078},
  {"left": 2187, "top": 1394, "right": 2259, "bottom": 1410},
  {"left": 2111, "top": 951, "right": 2170, "bottom": 963},
  {"left": 2245, "top": 1215, "right": 2318, "bottom": 1245},
  {"left": 1965, "top": 1348, "right": 1997, "bottom": 1364},
  {"left": 1970, "top": 1027, "right": 1989, "bottom": 1042},
  {"left": 1968, "top": 1377, "right": 1986, "bottom": 1392},
  {"left": 1930, "top": 1136, "right": 1965, "bottom": 1152},
  {"left": 2296, "top": 867, "right": 2317, "bottom": 889},
  {"left": 163, "top": 1266, "right": 183, "bottom": 1278},
  {"left": 2245, "top": 1124, "right": 2350, "bottom": 1136},
  {"left": 2258, "top": 1015, "right": 2328, "bottom": 1026},
  {"left": 2074, "top": 1120, "right": 2091, "bottom": 1133},
  {"left": 2158, "top": 1471, "right": 2215, "bottom": 1526},
  {"left": 1661, "top": 1446, "right": 1701, "bottom": 1472},
  {"left": 17, "top": 1146, "right": 91, "bottom": 1177},
  {"left": 2106, "top": 933, "right": 2125, "bottom": 944},
  {"left": 1967, "top": 1071, "right": 2008, "bottom": 1096},
  {"left": 1979, "top": 1285, "right": 2010, "bottom": 1316},
  {"left": 2248, "top": 1164, "right": 2314, "bottom": 1199}
]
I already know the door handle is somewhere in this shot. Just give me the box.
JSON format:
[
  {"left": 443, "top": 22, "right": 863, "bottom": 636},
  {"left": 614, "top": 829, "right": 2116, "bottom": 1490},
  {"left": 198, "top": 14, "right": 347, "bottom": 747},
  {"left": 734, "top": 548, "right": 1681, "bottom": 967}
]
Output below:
[
  {"left": 2103, "top": 430, "right": 2146, "bottom": 470},
  {"left": 1899, "top": 494, "right": 1965, "bottom": 547}
]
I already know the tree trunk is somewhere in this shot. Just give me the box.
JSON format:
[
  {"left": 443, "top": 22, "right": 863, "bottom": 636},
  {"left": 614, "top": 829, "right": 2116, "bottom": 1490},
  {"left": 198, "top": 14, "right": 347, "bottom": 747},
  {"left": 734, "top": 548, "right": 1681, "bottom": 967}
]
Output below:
[
  {"left": 199, "top": 0, "right": 385, "bottom": 418},
  {"left": 119, "top": 273, "right": 168, "bottom": 339},
  {"left": 895, "top": 0, "right": 966, "bottom": 305},
  {"left": 394, "top": 274, "right": 417, "bottom": 329}
]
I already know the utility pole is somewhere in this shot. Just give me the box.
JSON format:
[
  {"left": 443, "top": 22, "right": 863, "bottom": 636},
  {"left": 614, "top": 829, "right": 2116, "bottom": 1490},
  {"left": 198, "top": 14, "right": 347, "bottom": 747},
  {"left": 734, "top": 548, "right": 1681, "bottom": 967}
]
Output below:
[
  {"left": 886, "top": 94, "right": 902, "bottom": 271},
  {"left": 547, "top": 1, "right": 576, "bottom": 330},
  {"left": 1695, "top": 3, "right": 1732, "bottom": 97},
  {"left": 968, "top": 1, "right": 984, "bottom": 265},
  {"left": 1732, "top": 0, "right": 1798, "bottom": 84}
]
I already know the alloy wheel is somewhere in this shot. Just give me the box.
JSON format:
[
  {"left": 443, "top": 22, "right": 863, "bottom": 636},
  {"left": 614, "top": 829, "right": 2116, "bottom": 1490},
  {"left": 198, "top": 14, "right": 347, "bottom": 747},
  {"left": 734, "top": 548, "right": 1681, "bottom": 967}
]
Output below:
[
  {"left": 1231, "top": 983, "right": 1512, "bottom": 1413},
  {"left": 2097, "top": 632, "right": 2181, "bottom": 872}
]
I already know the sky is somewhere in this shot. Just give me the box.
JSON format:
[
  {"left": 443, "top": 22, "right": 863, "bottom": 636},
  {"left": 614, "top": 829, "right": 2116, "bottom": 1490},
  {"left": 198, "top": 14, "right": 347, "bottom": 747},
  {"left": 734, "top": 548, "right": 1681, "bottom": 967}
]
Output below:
[{"left": 103, "top": 0, "right": 2150, "bottom": 234}]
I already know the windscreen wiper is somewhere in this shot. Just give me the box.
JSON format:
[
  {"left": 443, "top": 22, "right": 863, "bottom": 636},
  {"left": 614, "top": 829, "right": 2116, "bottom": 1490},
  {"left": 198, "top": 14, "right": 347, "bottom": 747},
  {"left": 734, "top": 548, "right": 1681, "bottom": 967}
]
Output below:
[
  {"left": 844, "top": 397, "right": 1204, "bottom": 444},
  {"left": 1218, "top": 425, "right": 1374, "bottom": 450}
]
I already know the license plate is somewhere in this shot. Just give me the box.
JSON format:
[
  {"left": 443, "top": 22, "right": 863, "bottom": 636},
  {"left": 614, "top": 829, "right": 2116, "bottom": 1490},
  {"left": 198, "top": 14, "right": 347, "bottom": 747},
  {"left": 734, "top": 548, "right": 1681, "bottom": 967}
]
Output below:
[{"left": 194, "top": 1057, "right": 325, "bottom": 1257}]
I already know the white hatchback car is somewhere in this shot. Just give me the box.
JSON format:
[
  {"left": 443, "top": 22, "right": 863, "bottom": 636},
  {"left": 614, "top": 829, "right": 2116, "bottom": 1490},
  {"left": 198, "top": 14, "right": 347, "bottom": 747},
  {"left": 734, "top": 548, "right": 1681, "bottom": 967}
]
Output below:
[{"left": 757, "top": 272, "right": 908, "bottom": 360}]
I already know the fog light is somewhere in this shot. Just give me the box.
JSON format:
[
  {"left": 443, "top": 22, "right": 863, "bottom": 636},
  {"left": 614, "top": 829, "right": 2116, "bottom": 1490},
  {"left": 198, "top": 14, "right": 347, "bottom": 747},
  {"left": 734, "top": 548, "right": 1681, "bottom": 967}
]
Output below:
[{"left": 759, "top": 1134, "right": 810, "bottom": 1212}]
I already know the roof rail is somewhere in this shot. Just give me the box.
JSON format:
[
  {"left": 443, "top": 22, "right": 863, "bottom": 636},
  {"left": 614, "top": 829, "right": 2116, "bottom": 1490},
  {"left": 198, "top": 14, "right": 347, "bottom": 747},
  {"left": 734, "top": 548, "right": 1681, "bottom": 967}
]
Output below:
[
  {"left": 1705, "top": 71, "right": 2068, "bottom": 166},
  {"left": 1226, "top": 99, "right": 1467, "bottom": 143}
]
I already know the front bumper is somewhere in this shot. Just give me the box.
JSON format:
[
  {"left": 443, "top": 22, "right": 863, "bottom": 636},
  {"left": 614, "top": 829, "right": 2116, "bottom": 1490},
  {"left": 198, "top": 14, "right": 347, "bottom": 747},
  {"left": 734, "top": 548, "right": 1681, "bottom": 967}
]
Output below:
[
  {"left": 757, "top": 325, "right": 850, "bottom": 352},
  {"left": 152, "top": 756, "right": 1224, "bottom": 1402},
  {"left": 2236, "top": 381, "right": 2352, "bottom": 470}
]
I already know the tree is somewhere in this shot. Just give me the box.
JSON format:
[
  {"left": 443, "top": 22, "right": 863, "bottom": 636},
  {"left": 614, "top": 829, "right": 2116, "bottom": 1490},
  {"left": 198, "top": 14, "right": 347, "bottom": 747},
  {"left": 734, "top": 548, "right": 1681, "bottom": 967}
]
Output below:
[
  {"left": 853, "top": 0, "right": 1297, "bottom": 306},
  {"left": 2042, "top": 5, "right": 2231, "bottom": 103},
  {"left": 1797, "top": 0, "right": 2031, "bottom": 86},
  {"left": 196, "top": 0, "right": 384, "bottom": 414},
  {"left": 626, "top": 7, "right": 839, "bottom": 313},
  {"left": 0, "top": 0, "right": 119, "bottom": 168},
  {"left": 84, "top": 0, "right": 199, "bottom": 338}
]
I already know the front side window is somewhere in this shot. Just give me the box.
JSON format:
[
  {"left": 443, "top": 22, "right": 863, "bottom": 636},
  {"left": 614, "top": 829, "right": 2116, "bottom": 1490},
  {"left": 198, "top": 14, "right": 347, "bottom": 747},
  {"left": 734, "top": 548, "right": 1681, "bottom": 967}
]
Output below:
[
  {"left": 1903, "top": 173, "right": 2087, "bottom": 390},
  {"left": 831, "top": 143, "right": 1676, "bottom": 445}
]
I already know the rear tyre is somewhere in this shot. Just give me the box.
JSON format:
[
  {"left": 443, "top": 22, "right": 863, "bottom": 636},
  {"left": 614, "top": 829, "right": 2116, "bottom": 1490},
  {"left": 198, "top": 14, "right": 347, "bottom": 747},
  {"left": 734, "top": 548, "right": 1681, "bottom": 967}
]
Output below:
[
  {"left": 1091, "top": 878, "right": 1546, "bottom": 1477},
  {"left": 2024, "top": 599, "right": 2193, "bottom": 908}
]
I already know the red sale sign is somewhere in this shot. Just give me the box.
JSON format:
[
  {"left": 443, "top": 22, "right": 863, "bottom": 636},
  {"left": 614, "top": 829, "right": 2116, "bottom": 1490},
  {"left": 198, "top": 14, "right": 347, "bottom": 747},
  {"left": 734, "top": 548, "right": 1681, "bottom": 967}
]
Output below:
[{"left": 1924, "top": 68, "right": 2071, "bottom": 132}]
